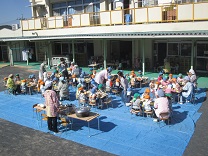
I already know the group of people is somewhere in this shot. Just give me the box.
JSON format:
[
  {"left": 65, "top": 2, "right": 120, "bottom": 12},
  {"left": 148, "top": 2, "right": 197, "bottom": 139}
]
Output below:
[
  {"left": 126, "top": 68, "right": 197, "bottom": 122},
  {"left": 4, "top": 56, "right": 198, "bottom": 132}
]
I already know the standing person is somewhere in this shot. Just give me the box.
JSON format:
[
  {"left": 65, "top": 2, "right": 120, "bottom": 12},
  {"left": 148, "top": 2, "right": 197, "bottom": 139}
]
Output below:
[
  {"left": 57, "top": 58, "right": 68, "bottom": 79},
  {"left": 118, "top": 71, "right": 129, "bottom": 102},
  {"left": 94, "top": 67, "right": 112, "bottom": 85},
  {"left": 7, "top": 74, "right": 17, "bottom": 95},
  {"left": 58, "top": 77, "right": 69, "bottom": 101},
  {"left": 39, "top": 61, "right": 46, "bottom": 80},
  {"left": 43, "top": 82, "right": 60, "bottom": 133}
]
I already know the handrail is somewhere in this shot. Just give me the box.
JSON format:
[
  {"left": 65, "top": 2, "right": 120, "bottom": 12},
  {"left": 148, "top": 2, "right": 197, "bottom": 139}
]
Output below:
[{"left": 21, "top": 2, "right": 208, "bottom": 31}]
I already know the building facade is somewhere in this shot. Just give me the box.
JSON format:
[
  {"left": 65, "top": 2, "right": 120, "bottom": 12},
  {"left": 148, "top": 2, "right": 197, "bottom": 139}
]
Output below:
[{"left": 0, "top": 0, "right": 208, "bottom": 73}]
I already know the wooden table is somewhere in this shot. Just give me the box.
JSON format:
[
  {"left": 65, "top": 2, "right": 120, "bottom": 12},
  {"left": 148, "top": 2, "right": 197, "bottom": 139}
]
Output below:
[
  {"left": 33, "top": 104, "right": 46, "bottom": 120},
  {"left": 67, "top": 112, "right": 100, "bottom": 137}
]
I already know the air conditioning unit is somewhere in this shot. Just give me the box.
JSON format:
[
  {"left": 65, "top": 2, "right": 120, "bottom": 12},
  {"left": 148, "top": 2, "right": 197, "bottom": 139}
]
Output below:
[{"left": 11, "top": 24, "right": 19, "bottom": 31}]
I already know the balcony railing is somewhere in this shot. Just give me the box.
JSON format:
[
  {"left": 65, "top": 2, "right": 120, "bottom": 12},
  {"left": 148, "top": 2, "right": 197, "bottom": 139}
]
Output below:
[{"left": 21, "top": 2, "right": 208, "bottom": 31}]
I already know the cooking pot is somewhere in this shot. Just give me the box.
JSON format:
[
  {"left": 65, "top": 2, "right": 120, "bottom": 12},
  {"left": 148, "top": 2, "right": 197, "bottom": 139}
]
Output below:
[{"left": 75, "top": 106, "right": 91, "bottom": 117}]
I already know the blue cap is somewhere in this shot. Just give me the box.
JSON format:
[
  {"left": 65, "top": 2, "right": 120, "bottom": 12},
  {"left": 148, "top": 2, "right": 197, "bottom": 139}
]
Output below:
[
  {"left": 138, "top": 70, "right": 141, "bottom": 73},
  {"left": 127, "top": 88, "right": 132, "bottom": 91},
  {"left": 53, "top": 77, "right": 58, "bottom": 82},
  {"left": 91, "top": 87, "right": 96, "bottom": 94},
  {"left": 89, "top": 68, "right": 93, "bottom": 71},
  {"left": 159, "top": 72, "right": 163, "bottom": 76},
  {"left": 163, "top": 77, "right": 167, "bottom": 81},
  {"left": 108, "top": 75, "right": 112, "bottom": 79},
  {"left": 107, "top": 67, "right": 112, "bottom": 73}
]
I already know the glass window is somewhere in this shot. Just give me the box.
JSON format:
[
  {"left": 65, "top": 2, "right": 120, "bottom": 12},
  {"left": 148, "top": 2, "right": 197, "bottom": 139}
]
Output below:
[
  {"left": 167, "top": 43, "right": 179, "bottom": 56},
  {"left": 52, "top": 2, "right": 67, "bottom": 9},
  {"left": 74, "top": 6, "right": 83, "bottom": 14},
  {"left": 181, "top": 43, "right": 191, "bottom": 56},
  {"left": 84, "top": 0, "right": 92, "bottom": 3},
  {"left": 197, "top": 43, "right": 208, "bottom": 57},
  {"left": 84, "top": 5, "right": 93, "bottom": 13},
  {"left": 62, "top": 43, "right": 69, "bottom": 55},
  {"left": 68, "top": 1, "right": 75, "bottom": 5},
  {"left": 53, "top": 9, "right": 60, "bottom": 16},
  {"left": 196, "top": 58, "right": 208, "bottom": 71},
  {"left": 76, "top": 0, "right": 82, "bottom": 5},
  {"left": 54, "top": 43, "right": 61, "bottom": 55},
  {"left": 68, "top": 7, "right": 75, "bottom": 15}
]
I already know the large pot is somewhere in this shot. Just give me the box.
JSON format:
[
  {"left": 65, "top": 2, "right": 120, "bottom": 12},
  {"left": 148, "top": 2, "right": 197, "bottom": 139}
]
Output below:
[
  {"left": 66, "top": 104, "right": 76, "bottom": 115},
  {"left": 75, "top": 106, "right": 91, "bottom": 117}
]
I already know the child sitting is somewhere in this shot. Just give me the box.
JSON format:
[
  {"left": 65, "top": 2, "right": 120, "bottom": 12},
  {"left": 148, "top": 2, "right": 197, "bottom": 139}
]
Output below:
[
  {"left": 106, "top": 75, "right": 113, "bottom": 93},
  {"left": 89, "top": 87, "right": 97, "bottom": 106},
  {"left": 142, "top": 94, "right": 152, "bottom": 112},
  {"left": 20, "top": 79, "right": 27, "bottom": 94},
  {"left": 130, "top": 93, "right": 142, "bottom": 116}
]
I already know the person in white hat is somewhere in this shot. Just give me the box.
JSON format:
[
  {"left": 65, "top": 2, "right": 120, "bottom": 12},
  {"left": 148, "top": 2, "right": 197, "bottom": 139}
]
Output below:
[
  {"left": 179, "top": 76, "right": 193, "bottom": 104},
  {"left": 43, "top": 82, "right": 60, "bottom": 133}
]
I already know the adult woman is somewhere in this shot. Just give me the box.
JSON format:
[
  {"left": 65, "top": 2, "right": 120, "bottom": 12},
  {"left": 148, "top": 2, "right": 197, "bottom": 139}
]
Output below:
[
  {"left": 39, "top": 61, "right": 46, "bottom": 80},
  {"left": 94, "top": 67, "right": 112, "bottom": 85},
  {"left": 58, "top": 77, "right": 69, "bottom": 101},
  {"left": 6, "top": 74, "right": 17, "bottom": 95},
  {"left": 43, "top": 82, "right": 60, "bottom": 133}
]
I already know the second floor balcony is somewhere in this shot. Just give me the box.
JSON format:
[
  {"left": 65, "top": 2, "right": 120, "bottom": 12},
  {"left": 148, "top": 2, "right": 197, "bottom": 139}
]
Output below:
[{"left": 18, "top": 2, "right": 208, "bottom": 32}]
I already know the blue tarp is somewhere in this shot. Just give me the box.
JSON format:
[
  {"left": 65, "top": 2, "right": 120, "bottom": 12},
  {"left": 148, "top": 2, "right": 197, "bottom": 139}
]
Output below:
[{"left": 0, "top": 87, "right": 206, "bottom": 156}]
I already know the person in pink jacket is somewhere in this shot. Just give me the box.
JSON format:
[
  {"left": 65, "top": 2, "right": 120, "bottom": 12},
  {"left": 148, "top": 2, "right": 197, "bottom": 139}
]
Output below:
[
  {"left": 153, "top": 89, "right": 170, "bottom": 122},
  {"left": 94, "top": 67, "right": 112, "bottom": 84}
]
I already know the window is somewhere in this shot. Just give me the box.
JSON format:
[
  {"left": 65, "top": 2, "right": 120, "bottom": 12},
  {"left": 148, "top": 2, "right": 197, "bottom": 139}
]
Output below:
[
  {"left": 167, "top": 43, "right": 179, "bottom": 56},
  {"left": 54, "top": 43, "right": 70, "bottom": 55},
  {"left": 181, "top": 43, "right": 191, "bottom": 56},
  {"left": 62, "top": 43, "right": 69, "bottom": 55},
  {"left": 197, "top": 43, "right": 208, "bottom": 57},
  {"left": 74, "top": 6, "right": 83, "bottom": 14},
  {"left": 52, "top": 2, "right": 67, "bottom": 9}
]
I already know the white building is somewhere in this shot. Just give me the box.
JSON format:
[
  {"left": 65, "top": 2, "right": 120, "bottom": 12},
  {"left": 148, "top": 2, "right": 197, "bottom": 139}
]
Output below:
[{"left": 1, "top": 0, "right": 208, "bottom": 73}]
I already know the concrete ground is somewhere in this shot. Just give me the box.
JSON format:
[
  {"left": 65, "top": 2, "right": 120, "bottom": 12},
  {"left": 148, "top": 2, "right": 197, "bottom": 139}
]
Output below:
[{"left": 0, "top": 65, "right": 208, "bottom": 156}]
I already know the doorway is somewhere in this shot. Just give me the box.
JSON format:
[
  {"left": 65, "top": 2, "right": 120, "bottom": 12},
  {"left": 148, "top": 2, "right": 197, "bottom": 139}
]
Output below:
[{"left": 157, "top": 43, "right": 167, "bottom": 66}]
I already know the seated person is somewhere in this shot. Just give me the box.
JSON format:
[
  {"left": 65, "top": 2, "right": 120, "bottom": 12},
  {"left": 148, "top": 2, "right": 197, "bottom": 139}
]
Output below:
[
  {"left": 20, "top": 79, "right": 27, "bottom": 94},
  {"left": 137, "top": 70, "right": 143, "bottom": 78},
  {"left": 7, "top": 74, "right": 17, "bottom": 94},
  {"left": 188, "top": 69, "right": 197, "bottom": 87},
  {"left": 106, "top": 75, "right": 113, "bottom": 93},
  {"left": 163, "top": 58, "right": 171, "bottom": 74},
  {"left": 141, "top": 88, "right": 150, "bottom": 100},
  {"left": 78, "top": 89, "right": 87, "bottom": 106},
  {"left": 40, "top": 81, "right": 45, "bottom": 95},
  {"left": 130, "top": 93, "right": 142, "bottom": 116},
  {"left": 142, "top": 94, "right": 152, "bottom": 112},
  {"left": 179, "top": 76, "right": 193, "bottom": 104},
  {"left": 130, "top": 74, "right": 136, "bottom": 88},
  {"left": 14, "top": 74, "right": 21, "bottom": 94},
  {"left": 58, "top": 77, "right": 69, "bottom": 101},
  {"left": 89, "top": 87, "right": 97, "bottom": 105},
  {"left": 177, "top": 73, "right": 183, "bottom": 85},
  {"left": 153, "top": 89, "right": 170, "bottom": 122},
  {"left": 157, "top": 72, "right": 163, "bottom": 82},
  {"left": 71, "top": 74, "right": 78, "bottom": 86},
  {"left": 76, "top": 84, "right": 82, "bottom": 100}
]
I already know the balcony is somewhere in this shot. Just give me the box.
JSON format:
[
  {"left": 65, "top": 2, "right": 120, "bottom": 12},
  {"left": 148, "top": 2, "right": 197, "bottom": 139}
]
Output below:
[{"left": 21, "top": 2, "right": 208, "bottom": 31}]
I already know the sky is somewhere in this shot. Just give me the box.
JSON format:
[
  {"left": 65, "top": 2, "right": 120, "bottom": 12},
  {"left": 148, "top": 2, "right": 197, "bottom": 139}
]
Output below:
[{"left": 0, "top": 0, "right": 31, "bottom": 25}]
